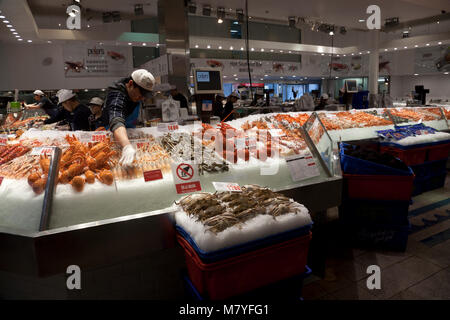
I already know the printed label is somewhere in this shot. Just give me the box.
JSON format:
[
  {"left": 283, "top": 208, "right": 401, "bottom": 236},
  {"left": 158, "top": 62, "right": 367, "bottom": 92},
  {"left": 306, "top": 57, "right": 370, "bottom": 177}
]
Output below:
[
  {"left": 143, "top": 169, "right": 163, "bottom": 182},
  {"left": 212, "top": 182, "right": 242, "bottom": 192}
]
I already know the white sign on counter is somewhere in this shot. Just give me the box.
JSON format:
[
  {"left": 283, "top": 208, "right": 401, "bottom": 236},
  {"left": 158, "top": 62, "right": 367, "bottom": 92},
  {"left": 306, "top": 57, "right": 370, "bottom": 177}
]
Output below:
[
  {"left": 212, "top": 182, "right": 242, "bottom": 192},
  {"left": 157, "top": 122, "right": 179, "bottom": 132},
  {"left": 285, "top": 152, "right": 320, "bottom": 182},
  {"left": 31, "top": 147, "right": 55, "bottom": 156},
  {"left": 0, "top": 134, "right": 7, "bottom": 146},
  {"left": 171, "top": 162, "right": 201, "bottom": 194}
]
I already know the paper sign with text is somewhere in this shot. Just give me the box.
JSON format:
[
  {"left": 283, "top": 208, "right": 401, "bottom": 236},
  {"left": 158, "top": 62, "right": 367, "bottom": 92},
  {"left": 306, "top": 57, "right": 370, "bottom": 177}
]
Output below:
[
  {"left": 91, "top": 131, "right": 108, "bottom": 143},
  {"left": 171, "top": 162, "right": 201, "bottom": 194},
  {"left": 212, "top": 182, "right": 242, "bottom": 192},
  {"left": 0, "top": 134, "right": 7, "bottom": 146},
  {"left": 158, "top": 122, "right": 179, "bottom": 132},
  {"left": 285, "top": 152, "right": 320, "bottom": 182},
  {"left": 143, "top": 169, "right": 163, "bottom": 182},
  {"left": 31, "top": 147, "right": 55, "bottom": 156}
]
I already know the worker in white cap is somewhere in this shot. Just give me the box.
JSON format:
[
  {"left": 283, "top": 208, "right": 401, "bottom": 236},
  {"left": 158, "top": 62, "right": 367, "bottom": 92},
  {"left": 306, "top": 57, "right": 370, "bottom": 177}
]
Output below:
[
  {"left": 315, "top": 93, "right": 329, "bottom": 111},
  {"left": 23, "top": 89, "right": 58, "bottom": 117},
  {"left": 87, "top": 97, "right": 108, "bottom": 131},
  {"left": 105, "top": 69, "right": 155, "bottom": 167},
  {"left": 43, "top": 89, "right": 91, "bottom": 131}
]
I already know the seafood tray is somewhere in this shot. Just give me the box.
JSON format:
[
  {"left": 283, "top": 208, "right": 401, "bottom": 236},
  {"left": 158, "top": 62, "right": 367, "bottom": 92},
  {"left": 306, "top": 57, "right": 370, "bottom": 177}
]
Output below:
[
  {"left": 174, "top": 185, "right": 312, "bottom": 253},
  {"left": 177, "top": 231, "right": 311, "bottom": 300},
  {"left": 0, "top": 144, "right": 30, "bottom": 166},
  {"left": 389, "top": 108, "right": 435, "bottom": 122}
]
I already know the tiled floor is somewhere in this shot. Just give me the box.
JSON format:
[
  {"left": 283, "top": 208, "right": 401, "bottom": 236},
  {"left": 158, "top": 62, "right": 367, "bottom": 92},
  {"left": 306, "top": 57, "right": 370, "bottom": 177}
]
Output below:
[{"left": 302, "top": 172, "right": 450, "bottom": 300}]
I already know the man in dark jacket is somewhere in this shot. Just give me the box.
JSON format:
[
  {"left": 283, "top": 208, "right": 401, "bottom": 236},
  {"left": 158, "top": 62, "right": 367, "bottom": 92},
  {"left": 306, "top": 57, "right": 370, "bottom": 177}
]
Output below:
[
  {"left": 44, "top": 89, "right": 91, "bottom": 131},
  {"left": 169, "top": 86, "right": 188, "bottom": 110},
  {"left": 24, "top": 90, "right": 58, "bottom": 118},
  {"left": 212, "top": 93, "right": 225, "bottom": 118},
  {"left": 104, "top": 69, "right": 155, "bottom": 167},
  {"left": 222, "top": 92, "right": 239, "bottom": 122}
]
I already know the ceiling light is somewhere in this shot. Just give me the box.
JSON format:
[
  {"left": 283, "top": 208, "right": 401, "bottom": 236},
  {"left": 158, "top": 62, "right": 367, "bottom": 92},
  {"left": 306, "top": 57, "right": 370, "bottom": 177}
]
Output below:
[
  {"left": 207, "top": 45, "right": 211, "bottom": 48},
  {"left": 128, "top": 42, "right": 132, "bottom": 45},
  {"left": 264, "top": 75, "right": 268, "bottom": 77},
  {"left": 394, "top": 48, "right": 397, "bottom": 50},
  {"left": 437, "top": 20, "right": 439, "bottom": 24},
  {"left": 195, "top": 44, "right": 199, "bottom": 48},
  {"left": 15, "top": 35, "right": 20, "bottom": 38},
  {"left": 358, "top": 19, "right": 365, "bottom": 22},
  {"left": 359, "top": 52, "right": 362, "bottom": 54},
  {"left": 280, "top": 50, "right": 283, "bottom": 53},
  {"left": 251, "top": 48, "right": 254, "bottom": 51},
  {"left": 384, "top": 48, "right": 388, "bottom": 51},
  {"left": 0, "top": 16, "right": 5, "bottom": 19},
  {"left": 202, "top": 5, "right": 211, "bottom": 16},
  {"left": 233, "top": 74, "right": 237, "bottom": 76},
  {"left": 223, "top": 75, "right": 227, "bottom": 78},
  {"left": 261, "top": 48, "right": 264, "bottom": 52},
  {"left": 367, "top": 51, "right": 370, "bottom": 54},
  {"left": 289, "top": 51, "right": 292, "bottom": 53},
  {"left": 58, "top": 23, "right": 62, "bottom": 27},
  {"left": 3, "top": 20, "right": 10, "bottom": 23},
  {"left": 444, "top": 72, "right": 449, "bottom": 75},
  {"left": 18, "top": 39, "right": 22, "bottom": 41},
  {"left": 329, "top": 31, "right": 334, "bottom": 36},
  {"left": 235, "top": 78, "right": 238, "bottom": 80},
  {"left": 47, "top": 40, "right": 52, "bottom": 43},
  {"left": 321, "top": 53, "right": 325, "bottom": 56},
  {"left": 218, "top": 46, "right": 222, "bottom": 49},
  {"left": 143, "top": 43, "right": 147, "bottom": 46},
  {"left": 230, "top": 46, "right": 233, "bottom": 50},
  {"left": 87, "top": 24, "right": 90, "bottom": 28},
  {"left": 343, "top": 54, "right": 346, "bottom": 57},
  {"left": 438, "top": 42, "right": 442, "bottom": 45},
  {"left": 351, "top": 53, "right": 354, "bottom": 55},
  {"left": 337, "top": 54, "right": 340, "bottom": 57},
  {"left": 6, "top": 24, "right": 12, "bottom": 28},
  {"left": 414, "top": 73, "right": 419, "bottom": 76},
  {"left": 12, "top": 32, "right": 17, "bottom": 35},
  {"left": 293, "top": 75, "right": 296, "bottom": 78},
  {"left": 27, "top": 40, "right": 32, "bottom": 43},
  {"left": 270, "top": 49, "right": 274, "bottom": 52},
  {"left": 10, "top": 28, "right": 16, "bottom": 31},
  {"left": 218, "top": 18, "right": 223, "bottom": 24},
  {"left": 260, "top": 78, "right": 263, "bottom": 81},
  {"left": 188, "top": 2, "right": 196, "bottom": 14},
  {"left": 426, "top": 43, "right": 430, "bottom": 46},
  {"left": 280, "top": 77, "right": 284, "bottom": 79},
  {"left": 414, "top": 45, "right": 418, "bottom": 47},
  {"left": 236, "top": 9, "right": 244, "bottom": 23},
  {"left": 288, "top": 16, "right": 296, "bottom": 28},
  {"left": 135, "top": 4, "right": 144, "bottom": 16},
  {"left": 321, "top": 77, "right": 325, "bottom": 80}
]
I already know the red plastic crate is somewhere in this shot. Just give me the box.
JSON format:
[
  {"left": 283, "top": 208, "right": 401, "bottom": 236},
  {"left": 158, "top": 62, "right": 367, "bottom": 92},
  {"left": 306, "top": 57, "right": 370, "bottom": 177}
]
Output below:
[
  {"left": 177, "top": 232, "right": 311, "bottom": 300},
  {"left": 427, "top": 143, "right": 450, "bottom": 161},
  {"left": 380, "top": 146, "right": 427, "bottom": 166},
  {"left": 343, "top": 173, "right": 415, "bottom": 201}
]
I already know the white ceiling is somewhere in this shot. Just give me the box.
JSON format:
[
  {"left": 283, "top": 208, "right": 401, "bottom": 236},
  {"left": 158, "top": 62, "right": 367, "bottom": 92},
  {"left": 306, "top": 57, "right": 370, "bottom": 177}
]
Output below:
[{"left": 196, "top": 0, "right": 450, "bottom": 29}]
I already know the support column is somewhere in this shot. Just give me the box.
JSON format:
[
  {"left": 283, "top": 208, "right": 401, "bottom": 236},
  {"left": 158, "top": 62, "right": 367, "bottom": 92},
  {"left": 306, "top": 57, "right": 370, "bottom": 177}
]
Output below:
[
  {"left": 157, "top": 0, "right": 190, "bottom": 99},
  {"left": 368, "top": 30, "right": 380, "bottom": 106}
]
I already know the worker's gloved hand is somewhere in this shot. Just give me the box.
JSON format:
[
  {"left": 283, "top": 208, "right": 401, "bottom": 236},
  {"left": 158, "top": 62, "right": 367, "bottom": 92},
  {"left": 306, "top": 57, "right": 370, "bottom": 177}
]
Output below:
[{"left": 119, "top": 144, "right": 136, "bottom": 167}]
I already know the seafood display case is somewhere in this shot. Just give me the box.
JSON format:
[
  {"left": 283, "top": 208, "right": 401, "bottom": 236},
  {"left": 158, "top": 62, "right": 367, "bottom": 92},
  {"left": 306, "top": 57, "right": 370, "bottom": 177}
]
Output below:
[{"left": 0, "top": 117, "right": 342, "bottom": 277}]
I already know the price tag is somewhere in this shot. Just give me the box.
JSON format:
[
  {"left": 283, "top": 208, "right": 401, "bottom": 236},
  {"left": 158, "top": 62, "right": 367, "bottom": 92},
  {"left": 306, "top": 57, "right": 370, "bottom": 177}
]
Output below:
[
  {"left": 212, "top": 182, "right": 242, "bottom": 192},
  {"left": 285, "top": 152, "right": 320, "bottom": 182},
  {"left": 0, "top": 176, "right": 3, "bottom": 186},
  {"left": 171, "top": 162, "right": 201, "bottom": 194},
  {"left": 143, "top": 169, "right": 163, "bottom": 182},
  {"left": 31, "top": 147, "right": 54, "bottom": 156},
  {"left": 91, "top": 131, "right": 108, "bottom": 143},
  {"left": 158, "top": 122, "right": 179, "bottom": 132},
  {"left": 0, "top": 134, "right": 7, "bottom": 146}
]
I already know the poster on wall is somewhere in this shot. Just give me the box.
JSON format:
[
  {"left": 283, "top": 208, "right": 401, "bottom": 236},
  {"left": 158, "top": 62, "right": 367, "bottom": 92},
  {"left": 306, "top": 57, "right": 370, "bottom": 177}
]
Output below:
[
  {"left": 316, "top": 55, "right": 369, "bottom": 77},
  {"left": 63, "top": 45, "right": 131, "bottom": 77},
  {"left": 415, "top": 45, "right": 450, "bottom": 74},
  {"left": 190, "top": 58, "right": 301, "bottom": 77}
]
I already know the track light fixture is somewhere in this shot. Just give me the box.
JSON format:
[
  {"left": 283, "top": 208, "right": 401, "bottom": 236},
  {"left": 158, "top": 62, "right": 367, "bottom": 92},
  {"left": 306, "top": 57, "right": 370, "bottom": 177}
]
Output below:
[
  {"left": 217, "top": 7, "right": 225, "bottom": 23},
  {"left": 134, "top": 4, "right": 144, "bottom": 16},
  {"left": 188, "top": 2, "right": 197, "bottom": 14},
  {"left": 236, "top": 8, "right": 244, "bottom": 23},
  {"left": 202, "top": 5, "right": 211, "bottom": 16},
  {"left": 288, "top": 16, "right": 296, "bottom": 28}
]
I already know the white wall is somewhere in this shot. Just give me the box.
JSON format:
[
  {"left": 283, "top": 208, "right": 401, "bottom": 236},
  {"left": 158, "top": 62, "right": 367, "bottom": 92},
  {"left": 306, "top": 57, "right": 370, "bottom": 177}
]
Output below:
[
  {"left": 0, "top": 43, "right": 133, "bottom": 91},
  {"left": 390, "top": 74, "right": 450, "bottom": 100}
]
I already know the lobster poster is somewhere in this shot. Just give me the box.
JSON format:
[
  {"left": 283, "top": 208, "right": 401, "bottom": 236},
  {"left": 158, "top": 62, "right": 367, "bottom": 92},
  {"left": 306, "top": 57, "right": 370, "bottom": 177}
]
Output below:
[{"left": 63, "top": 44, "right": 132, "bottom": 77}]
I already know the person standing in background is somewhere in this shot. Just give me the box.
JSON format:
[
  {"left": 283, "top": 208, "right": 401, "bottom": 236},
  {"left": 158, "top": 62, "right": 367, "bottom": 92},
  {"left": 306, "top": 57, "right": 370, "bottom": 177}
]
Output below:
[
  {"left": 23, "top": 90, "right": 58, "bottom": 118},
  {"left": 222, "top": 92, "right": 239, "bottom": 122},
  {"left": 212, "top": 93, "right": 225, "bottom": 118},
  {"left": 88, "top": 97, "right": 108, "bottom": 130},
  {"left": 169, "top": 85, "right": 188, "bottom": 111}
]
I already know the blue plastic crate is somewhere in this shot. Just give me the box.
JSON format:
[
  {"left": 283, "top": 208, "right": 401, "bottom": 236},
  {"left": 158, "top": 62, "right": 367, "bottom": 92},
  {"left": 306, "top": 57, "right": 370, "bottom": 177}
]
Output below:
[
  {"left": 176, "top": 222, "right": 313, "bottom": 264},
  {"left": 380, "top": 138, "right": 450, "bottom": 150},
  {"left": 183, "top": 266, "right": 312, "bottom": 301},
  {"left": 340, "top": 142, "right": 413, "bottom": 176}
]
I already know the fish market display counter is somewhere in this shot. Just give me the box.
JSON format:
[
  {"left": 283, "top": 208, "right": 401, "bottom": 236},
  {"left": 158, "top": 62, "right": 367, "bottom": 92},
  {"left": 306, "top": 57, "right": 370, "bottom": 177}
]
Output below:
[
  {"left": 1, "top": 106, "right": 448, "bottom": 279},
  {"left": 0, "top": 115, "right": 342, "bottom": 278}
]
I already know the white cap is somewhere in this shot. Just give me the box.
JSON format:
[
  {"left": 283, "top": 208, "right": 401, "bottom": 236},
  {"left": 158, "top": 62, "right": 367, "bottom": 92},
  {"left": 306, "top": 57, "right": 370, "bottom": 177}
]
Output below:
[
  {"left": 33, "top": 90, "right": 45, "bottom": 96},
  {"left": 321, "top": 93, "right": 329, "bottom": 99},
  {"left": 57, "top": 89, "right": 76, "bottom": 103},
  {"left": 89, "top": 97, "right": 104, "bottom": 106},
  {"left": 131, "top": 69, "right": 155, "bottom": 93},
  {"left": 229, "top": 92, "right": 239, "bottom": 99}
]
